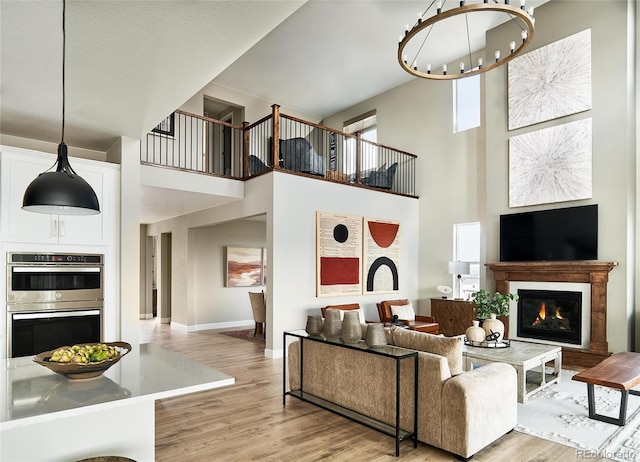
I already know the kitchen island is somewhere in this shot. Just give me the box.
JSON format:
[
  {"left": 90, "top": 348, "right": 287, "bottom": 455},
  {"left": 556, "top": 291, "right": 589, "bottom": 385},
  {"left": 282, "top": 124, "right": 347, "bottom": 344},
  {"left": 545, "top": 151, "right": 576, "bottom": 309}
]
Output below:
[{"left": 1, "top": 343, "right": 234, "bottom": 461}]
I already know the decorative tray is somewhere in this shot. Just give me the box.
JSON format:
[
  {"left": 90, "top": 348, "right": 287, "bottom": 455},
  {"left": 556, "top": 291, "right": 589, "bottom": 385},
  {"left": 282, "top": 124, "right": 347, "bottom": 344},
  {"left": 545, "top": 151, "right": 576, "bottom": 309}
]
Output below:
[
  {"left": 33, "top": 341, "right": 132, "bottom": 380},
  {"left": 464, "top": 338, "right": 511, "bottom": 348}
]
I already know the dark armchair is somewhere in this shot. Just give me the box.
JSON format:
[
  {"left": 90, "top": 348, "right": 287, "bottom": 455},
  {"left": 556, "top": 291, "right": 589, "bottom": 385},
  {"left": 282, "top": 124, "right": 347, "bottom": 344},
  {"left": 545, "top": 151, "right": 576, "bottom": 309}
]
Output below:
[
  {"left": 361, "top": 162, "right": 398, "bottom": 190},
  {"left": 248, "top": 155, "right": 269, "bottom": 176},
  {"left": 279, "top": 138, "right": 326, "bottom": 176}
]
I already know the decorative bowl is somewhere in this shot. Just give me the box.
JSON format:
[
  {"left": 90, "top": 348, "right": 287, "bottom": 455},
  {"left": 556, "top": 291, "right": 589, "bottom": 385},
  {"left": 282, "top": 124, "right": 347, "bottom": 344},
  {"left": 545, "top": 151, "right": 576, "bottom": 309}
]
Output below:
[{"left": 33, "top": 341, "right": 132, "bottom": 380}]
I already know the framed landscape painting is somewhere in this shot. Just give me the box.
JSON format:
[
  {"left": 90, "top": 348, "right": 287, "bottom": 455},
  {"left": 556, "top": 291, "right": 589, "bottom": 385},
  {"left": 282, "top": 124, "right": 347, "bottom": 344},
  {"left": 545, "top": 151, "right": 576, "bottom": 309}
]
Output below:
[{"left": 226, "top": 246, "right": 263, "bottom": 287}]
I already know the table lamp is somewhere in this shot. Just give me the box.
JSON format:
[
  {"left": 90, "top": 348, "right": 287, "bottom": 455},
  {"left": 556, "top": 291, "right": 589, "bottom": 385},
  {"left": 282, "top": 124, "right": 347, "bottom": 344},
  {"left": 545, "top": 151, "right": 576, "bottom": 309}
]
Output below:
[{"left": 448, "top": 261, "right": 471, "bottom": 300}]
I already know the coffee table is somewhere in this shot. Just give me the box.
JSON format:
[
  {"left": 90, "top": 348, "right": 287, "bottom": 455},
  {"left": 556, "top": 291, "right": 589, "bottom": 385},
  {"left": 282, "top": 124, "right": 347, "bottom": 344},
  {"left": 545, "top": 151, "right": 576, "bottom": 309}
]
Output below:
[{"left": 462, "top": 340, "right": 562, "bottom": 403}]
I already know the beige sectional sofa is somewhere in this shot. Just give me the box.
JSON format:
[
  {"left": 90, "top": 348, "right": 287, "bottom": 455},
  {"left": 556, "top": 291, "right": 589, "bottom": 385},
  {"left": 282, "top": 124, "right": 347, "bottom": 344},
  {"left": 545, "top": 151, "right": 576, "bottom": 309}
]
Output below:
[{"left": 287, "top": 326, "right": 517, "bottom": 460}]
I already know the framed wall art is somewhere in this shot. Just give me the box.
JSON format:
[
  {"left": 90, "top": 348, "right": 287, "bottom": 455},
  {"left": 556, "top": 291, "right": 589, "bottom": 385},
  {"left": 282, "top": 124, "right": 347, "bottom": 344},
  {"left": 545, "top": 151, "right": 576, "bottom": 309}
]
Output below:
[
  {"left": 316, "top": 211, "right": 363, "bottom": 297},
  {"left": 508, "top": 29, "right": 592, "bottom": 130},
  {"left": 509, "top": 118, "right": 592, "bottom": 208},
  {"left": 225, "top": 246, "right": 264, "bottom": 287},
  {"left": 363, "top": 218, "right": 400, "bottom": 294}
]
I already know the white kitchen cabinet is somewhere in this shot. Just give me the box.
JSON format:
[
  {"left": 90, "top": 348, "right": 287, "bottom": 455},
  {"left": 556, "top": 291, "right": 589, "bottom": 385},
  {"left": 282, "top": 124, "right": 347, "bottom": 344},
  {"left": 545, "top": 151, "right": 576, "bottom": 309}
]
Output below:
[{"left": 1, "top": 146, "right": 118, "bottom": 246}]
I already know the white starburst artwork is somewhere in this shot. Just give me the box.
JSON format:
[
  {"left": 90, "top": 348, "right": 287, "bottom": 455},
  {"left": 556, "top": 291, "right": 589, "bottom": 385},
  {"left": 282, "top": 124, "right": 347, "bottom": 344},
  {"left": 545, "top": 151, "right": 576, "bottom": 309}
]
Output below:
[
  {"left": 508, "top": 29, "right": 591, "bottom": 130},
  {"left": 509, "top": 118, "right": 592, "bottom": 208}
]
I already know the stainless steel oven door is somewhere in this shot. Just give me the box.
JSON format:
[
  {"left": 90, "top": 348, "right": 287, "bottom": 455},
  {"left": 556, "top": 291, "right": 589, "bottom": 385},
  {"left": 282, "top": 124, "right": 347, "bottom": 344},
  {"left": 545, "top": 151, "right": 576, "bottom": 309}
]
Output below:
[
  {"left": 7, "top": 301, "right": 103, "bottom": 358},
  {"left": 7, "top": 265, "right": 103, "bottom": 304}
]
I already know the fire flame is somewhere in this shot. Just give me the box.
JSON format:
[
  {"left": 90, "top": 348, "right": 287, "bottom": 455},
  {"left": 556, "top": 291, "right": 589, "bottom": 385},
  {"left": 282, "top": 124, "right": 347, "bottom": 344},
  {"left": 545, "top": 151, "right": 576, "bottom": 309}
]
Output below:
[{"left": 538, "top": 302, "right": 546, "bottom": 321}]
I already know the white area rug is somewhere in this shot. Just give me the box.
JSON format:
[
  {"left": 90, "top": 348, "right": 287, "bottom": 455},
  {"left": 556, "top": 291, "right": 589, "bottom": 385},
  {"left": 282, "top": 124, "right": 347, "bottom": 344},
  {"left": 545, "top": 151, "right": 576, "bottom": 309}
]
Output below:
[{"left": 516, "top": 370, "right": 640, "bottom": 461}]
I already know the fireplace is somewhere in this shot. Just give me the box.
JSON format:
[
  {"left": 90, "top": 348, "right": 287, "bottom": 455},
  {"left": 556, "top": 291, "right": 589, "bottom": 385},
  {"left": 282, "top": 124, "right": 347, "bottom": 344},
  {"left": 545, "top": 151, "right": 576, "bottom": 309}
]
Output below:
[
  {"left": 486, "top": 261, "right": 618, "bottom": 368},
  {"left": 517, "top": 289, "right": 582, "bottom": 345}
]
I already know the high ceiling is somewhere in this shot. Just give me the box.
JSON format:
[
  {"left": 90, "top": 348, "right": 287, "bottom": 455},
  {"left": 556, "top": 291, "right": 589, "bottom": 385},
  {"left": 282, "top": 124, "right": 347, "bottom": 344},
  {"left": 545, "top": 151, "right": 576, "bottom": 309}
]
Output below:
[{"left": 1, "top": 0, "right": 546, "bottom": 223}]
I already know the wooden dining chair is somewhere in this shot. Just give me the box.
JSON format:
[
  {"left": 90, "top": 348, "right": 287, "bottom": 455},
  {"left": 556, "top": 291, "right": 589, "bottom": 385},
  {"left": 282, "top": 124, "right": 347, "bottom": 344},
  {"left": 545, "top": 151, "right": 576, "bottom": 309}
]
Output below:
[{"left": 248, "top": 291, "right": 266, "bottom": 338}]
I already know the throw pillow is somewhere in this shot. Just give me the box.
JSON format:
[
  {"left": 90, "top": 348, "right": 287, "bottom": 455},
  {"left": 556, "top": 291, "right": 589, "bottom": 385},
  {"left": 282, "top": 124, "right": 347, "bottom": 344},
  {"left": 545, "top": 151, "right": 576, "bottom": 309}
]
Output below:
[
  {"left": 392, "top": 328, "right": 463, "bottom": 376},
  {"left": 391, "top": 303, "right": 415, "bottom": 321},
  {"left": 336, "top": 308, "right": 366, "bottom": 325}
]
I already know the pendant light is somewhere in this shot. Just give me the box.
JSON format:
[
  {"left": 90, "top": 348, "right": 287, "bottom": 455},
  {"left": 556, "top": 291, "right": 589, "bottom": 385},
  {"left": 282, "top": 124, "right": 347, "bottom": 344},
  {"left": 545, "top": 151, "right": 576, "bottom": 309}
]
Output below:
[{"left": 22, "top": 0, "right": 100, "bottom": 215}]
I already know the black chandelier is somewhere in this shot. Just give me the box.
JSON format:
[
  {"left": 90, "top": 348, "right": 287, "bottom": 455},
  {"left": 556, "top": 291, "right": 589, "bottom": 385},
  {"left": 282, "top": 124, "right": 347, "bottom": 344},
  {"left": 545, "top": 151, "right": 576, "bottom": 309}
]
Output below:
[{"left": 22, "top": 0, "right": 100, "bottom": 215}]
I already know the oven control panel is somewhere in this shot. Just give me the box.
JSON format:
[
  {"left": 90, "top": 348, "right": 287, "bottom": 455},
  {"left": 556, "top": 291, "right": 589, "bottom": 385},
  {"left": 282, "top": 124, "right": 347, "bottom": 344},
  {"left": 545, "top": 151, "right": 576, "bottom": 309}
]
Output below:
[{"left": 9, "top": 253, "right": 102, "bottom": 264}]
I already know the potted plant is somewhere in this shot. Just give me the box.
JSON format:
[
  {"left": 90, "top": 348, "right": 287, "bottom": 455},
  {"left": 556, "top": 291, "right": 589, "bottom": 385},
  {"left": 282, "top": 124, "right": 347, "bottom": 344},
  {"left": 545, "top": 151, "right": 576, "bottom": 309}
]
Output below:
[
  {"left": 472, "top": 289, "right": 518, "bottom": 320},
  {"left": 471, "top": 289, "right": 518, "bottom": 342}
]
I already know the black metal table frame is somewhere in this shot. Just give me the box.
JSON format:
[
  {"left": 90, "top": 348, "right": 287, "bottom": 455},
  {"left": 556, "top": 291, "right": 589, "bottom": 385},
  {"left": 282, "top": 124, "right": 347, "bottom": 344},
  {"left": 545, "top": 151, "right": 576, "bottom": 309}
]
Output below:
[
  {"left": 585, "top": 384, "right": 640, "bottom": 426},
  {"left": 283, "top": 330, "right": 418, "bottom": 457}
]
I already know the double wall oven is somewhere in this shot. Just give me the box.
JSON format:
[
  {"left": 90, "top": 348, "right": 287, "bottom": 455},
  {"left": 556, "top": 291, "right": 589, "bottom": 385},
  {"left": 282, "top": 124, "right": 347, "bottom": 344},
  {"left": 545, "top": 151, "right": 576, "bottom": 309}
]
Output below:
[{"left": 7, "top": 252, "right": 103, "bottom": 358}]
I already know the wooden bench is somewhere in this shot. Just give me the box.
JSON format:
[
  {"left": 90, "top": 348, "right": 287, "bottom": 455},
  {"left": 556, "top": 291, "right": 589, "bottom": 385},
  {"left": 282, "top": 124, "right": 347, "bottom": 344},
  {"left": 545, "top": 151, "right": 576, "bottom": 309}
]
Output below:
[{"left": 572, "top": 352, "right": 640, "bottom": 426}]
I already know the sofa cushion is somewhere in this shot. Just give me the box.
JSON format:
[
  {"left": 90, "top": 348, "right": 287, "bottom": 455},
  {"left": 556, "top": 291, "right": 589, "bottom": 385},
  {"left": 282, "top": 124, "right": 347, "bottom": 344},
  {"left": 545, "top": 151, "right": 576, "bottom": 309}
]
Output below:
[
  {"left": 391, "top": 303, "right": 415, "bottom": 321},
  {"left": 392, "top": 328, "right": 463, "bottom": 376},
  {"left": 331, "top": 307, "right": 366, "bottom": 325}
]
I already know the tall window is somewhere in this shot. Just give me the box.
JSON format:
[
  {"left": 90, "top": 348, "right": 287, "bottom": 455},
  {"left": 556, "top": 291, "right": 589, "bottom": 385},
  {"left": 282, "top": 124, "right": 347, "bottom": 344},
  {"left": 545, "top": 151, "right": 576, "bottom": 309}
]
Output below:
[
  {"left": 453, "top": 74, "right": 480, "bottom": 132},
  {"left": 453, "top": 222, "right": 481, "bottom": 299},
  {"left": 343, "top": 110, "right": 377, "bottom": 173}
]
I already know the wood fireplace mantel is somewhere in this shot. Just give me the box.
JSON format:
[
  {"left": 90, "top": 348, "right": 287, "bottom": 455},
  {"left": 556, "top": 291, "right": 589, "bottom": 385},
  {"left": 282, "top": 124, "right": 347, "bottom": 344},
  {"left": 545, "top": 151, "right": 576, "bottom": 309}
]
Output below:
[{"left": 486, "top": 261, "right": 618, "bottom": 367}]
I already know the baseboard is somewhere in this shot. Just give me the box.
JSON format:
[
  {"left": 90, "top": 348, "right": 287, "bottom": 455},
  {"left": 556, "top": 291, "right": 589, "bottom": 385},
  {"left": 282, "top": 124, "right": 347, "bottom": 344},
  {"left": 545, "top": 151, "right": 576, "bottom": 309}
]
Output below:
[{"left": 170, "top": 320, "right": 253, "bottom": 332}]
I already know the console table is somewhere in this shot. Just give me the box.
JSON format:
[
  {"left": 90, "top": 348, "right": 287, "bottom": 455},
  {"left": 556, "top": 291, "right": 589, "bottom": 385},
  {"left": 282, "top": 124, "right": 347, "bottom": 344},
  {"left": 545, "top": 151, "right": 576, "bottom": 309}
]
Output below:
[{"left": 283, "top": 330, "right": 418, "bottom": 457}]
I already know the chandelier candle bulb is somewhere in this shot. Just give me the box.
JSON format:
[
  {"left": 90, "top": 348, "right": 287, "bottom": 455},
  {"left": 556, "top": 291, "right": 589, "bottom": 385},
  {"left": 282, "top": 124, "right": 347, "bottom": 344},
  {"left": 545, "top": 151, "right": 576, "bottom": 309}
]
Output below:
[
  {"left": 437, "top": 0, "right": 442, "bottom": 14},
  {"left": 442, "top": 63, "right": 447, "bottom": 75},
  {"left": 520, "top": 0, "right": 525, "bottom": 9},
  {"left": 478, "top": 57, "right": 483, "bottom": 68},
  {"left": 427, "top": 64, "right": 431, "bottom": 74},
  {"left": 510, "top": 41, "right": 516, "bottom": 53},
  {"left": 460, "top": 62, "right": 465, "bottom": 73},
  {"left": 413, "top": 60, "right": 417, "bottom": 71},
  {"left": 417, "top": 11, "right": 422, "bottom": 23},
  {"left": 403, "top": 54, "right": 408, "bottom": 64},
  {"left": 495, "top": 50, "right": 501, "bottom": 62},
  {"left": 521, "top": 30, "right": 528, "bottom": 41}
]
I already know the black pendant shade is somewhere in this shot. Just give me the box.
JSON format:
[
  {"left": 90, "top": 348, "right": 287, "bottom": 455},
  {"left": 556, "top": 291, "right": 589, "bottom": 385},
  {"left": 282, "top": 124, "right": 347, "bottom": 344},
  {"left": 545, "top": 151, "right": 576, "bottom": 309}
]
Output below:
[
  {"left": 22, "top": 142, "right": 100, "bottom": 215},
  {"left": 22, "top": 0, "right": 100, "bottom": 216}
]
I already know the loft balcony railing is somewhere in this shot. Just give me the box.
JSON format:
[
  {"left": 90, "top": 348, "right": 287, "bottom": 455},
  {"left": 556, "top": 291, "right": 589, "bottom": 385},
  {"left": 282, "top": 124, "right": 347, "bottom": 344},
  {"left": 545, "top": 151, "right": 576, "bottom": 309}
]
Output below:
[{"left": 142, "top": 105, "right": 417, "bottom": 197}]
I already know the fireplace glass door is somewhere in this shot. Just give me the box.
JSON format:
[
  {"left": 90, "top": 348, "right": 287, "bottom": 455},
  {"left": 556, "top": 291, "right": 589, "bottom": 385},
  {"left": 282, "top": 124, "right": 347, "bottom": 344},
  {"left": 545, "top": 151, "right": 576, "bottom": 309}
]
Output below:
[{"left": 517, "top": 289, "right": 582, "bottom": 345}]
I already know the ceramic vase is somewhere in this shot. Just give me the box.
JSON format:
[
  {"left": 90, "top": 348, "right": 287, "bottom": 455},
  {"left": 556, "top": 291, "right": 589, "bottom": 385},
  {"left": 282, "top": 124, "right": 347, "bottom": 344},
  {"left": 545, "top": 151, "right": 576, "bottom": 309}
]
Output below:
[
  {"left": 364, "top": 323, "right": 387, "bottom": 347},
  {"left": 340, "top": 311, "right": 362, "bottom": 344},
  {"left": 305, "top": 315, "right": 324, "bottom": 336},
  {"left": 322, "top": 309, "right": 342, "bottom": 339},
  {"left": 465, "top": 320, "right": 486, "bottom": 343},
  {"left": 482, "top": 313, "right": 504, "bottom": 342}
]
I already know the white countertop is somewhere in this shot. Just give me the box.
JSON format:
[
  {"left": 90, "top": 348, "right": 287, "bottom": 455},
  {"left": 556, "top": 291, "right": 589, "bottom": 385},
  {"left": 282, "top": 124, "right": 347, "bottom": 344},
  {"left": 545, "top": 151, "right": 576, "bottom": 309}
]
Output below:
[{"left": 1, "top": 343, "right": 234, "bottom": 429}]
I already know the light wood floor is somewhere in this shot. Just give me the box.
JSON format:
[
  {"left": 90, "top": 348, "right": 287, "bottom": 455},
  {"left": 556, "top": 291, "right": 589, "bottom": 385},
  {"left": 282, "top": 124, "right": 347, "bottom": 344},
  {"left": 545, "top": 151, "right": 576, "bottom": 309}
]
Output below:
[{"left": 143, "top": 320, "right": 610, "bottom": 461}]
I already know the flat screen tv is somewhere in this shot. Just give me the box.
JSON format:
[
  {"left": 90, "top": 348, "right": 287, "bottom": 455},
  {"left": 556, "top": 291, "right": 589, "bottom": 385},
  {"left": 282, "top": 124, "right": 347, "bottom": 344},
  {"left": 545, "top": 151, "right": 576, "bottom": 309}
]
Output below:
[{"left": 500, "top": 205, "right": 598, "bottom": 262}]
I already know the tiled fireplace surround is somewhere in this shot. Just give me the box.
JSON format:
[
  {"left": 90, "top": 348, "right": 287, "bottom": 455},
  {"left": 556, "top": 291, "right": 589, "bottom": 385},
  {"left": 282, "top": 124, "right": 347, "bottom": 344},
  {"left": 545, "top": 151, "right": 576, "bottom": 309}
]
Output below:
[{"left": 486, "top": 261, "right": 618, "bottom": 368}]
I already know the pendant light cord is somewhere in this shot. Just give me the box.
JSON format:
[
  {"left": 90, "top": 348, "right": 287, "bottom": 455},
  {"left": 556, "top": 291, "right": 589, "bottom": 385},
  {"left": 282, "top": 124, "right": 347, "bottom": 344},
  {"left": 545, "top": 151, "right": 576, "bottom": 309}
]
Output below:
[{"left": 61, "top": 0, "right": 65, "bottom": 143}]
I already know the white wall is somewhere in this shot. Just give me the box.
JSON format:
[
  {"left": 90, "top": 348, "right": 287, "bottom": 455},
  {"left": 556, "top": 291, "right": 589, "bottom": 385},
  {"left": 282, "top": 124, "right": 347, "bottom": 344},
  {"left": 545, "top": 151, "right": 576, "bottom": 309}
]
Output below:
[
  {"left": 270, "top": 173, "right": 420, "bottom": 355},
  {"left": 322, "top": 75, "right": 482, "bottom": 316},
  {"left": 191, "top": 220, "right": 266, "bottom": 326},
  {"left": 180, "top": 82, "right": 321, "bottom": 125},
  {"left": 485, "top": 0, "right": 635, "bottom": 354}
]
